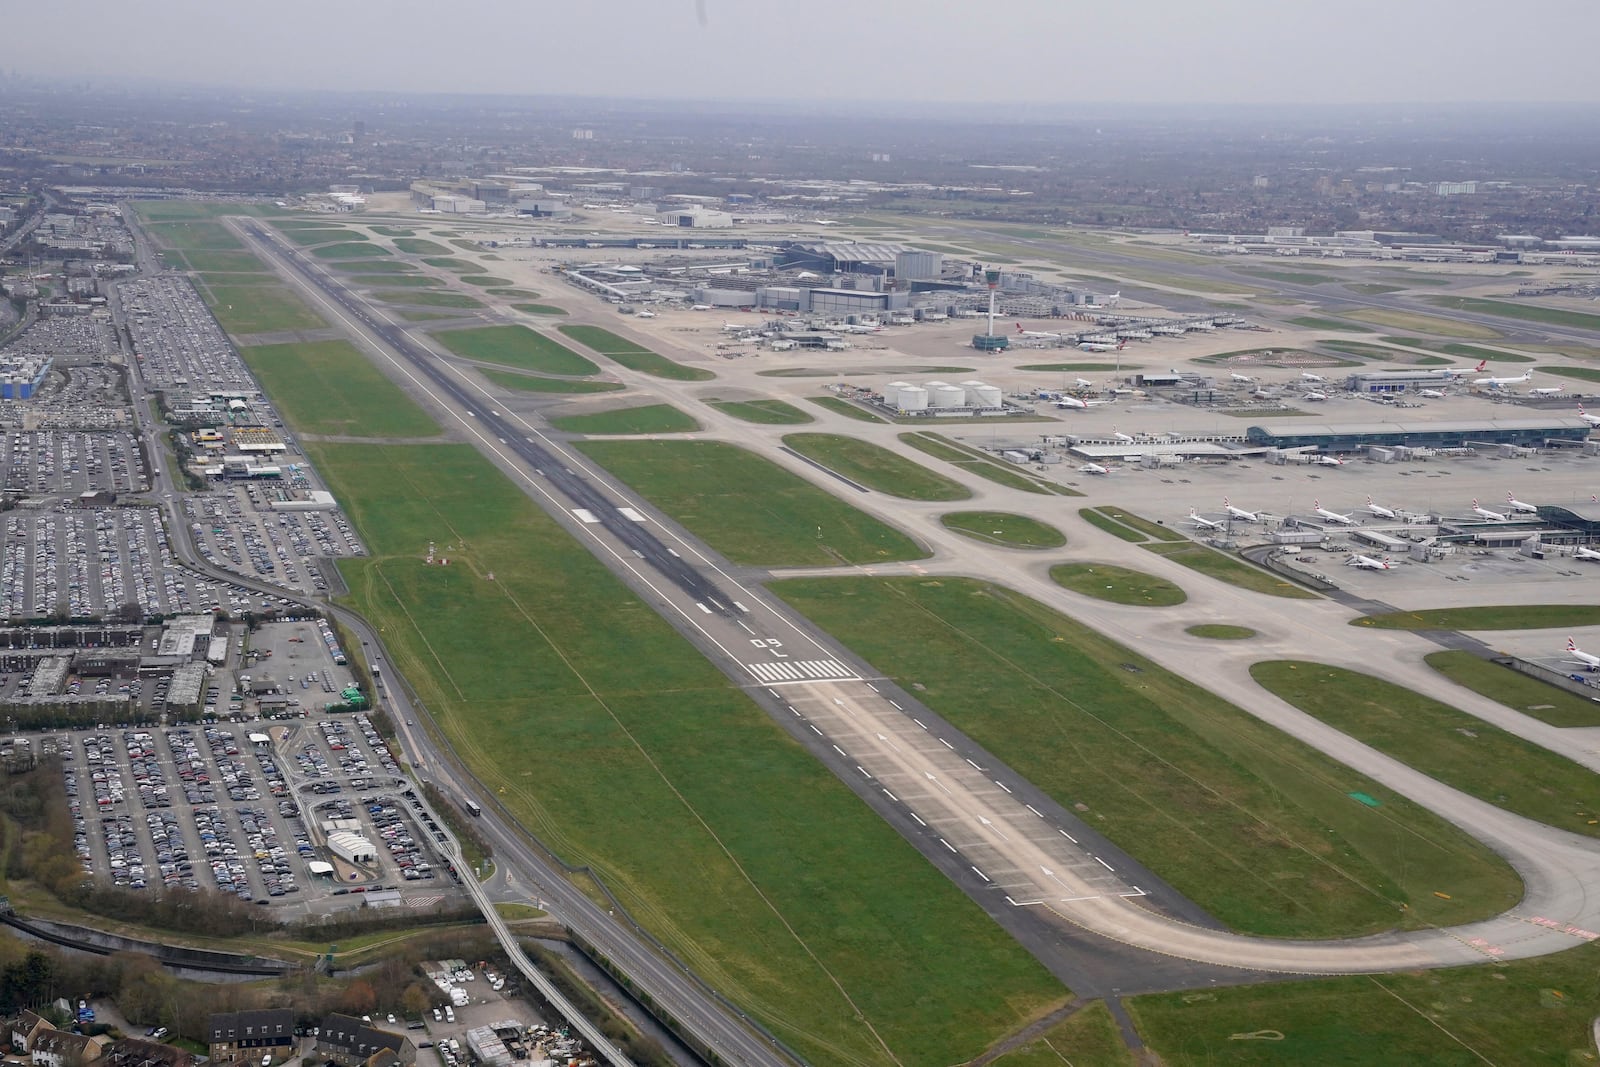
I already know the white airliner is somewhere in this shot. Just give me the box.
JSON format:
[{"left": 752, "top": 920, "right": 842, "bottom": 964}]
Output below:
[
  {"left": 1223, "top": 497, "right": 1263, "bottom": 523},
  {"left": 1529, "top": 385, "right": 1564, "bottom": 396},
  {"left": 1471, "top": 498, "right": 1510, "bottom": 521},
  {"left": 1016, "top": 323, "right": 1063, "bottom": 340},
  {"left": 690, "top": 304, "right": 714, "bottom": 311},
  {"left": 1444, "top": 360, "right": 1488, "bottom": 378},
  {"left": 1313, "top": 499, "right": 1358, "bottom": 525},
  {"left": 1230, "top": 372, "right": 1257, "bottom": 384},
  {"left": 1579, "top": 404, "right": 1600, "bottom": 428},
  {"left": 1417, "top": 388, "right": 1446, "bottom": 399},
  {"left": 1505, "top": 492, "right": 1538, "bottom": 514},
  {"left": 1077, "top": 462, "right": 1112, "bottom": 475},
  {"left": 1365, "top": 496, "right": 1399, "bottom": 520},
  {"left": 721, "top": 322, "right": 748, "bottom": 333},
  {"left": 1078, "top": 340, "right": 1126, "bottom": 353},
  {"left": 1475, "top": 369, "right": 1534, "bottom": 388},
  {"left": 1345, "top": 553, "right": 1391, "bottom": 570},
  {"left": 1301, "top": 372, "right": 1329, "bottom": 383},
  {"left": 1186, "top": 508, "right": 1224, "bottom": 530},
  {"left": 1055, "top": 395, "right": 1111, "bottom": 410},
  {"left": 635, "top": 309, "right": 656, "bottom": 318},
  {"left": 1312, "top": 454, "right": 1344, "bottom": 466},
  {"left": 1303, "top": 390, "right": 1329, "bottom": 402},
  {"left": 1565, "top": 638, "right": 1600, "bottom": 671},
  {"left": 1575, "top": 545, "right": 1600, "bottom": 562},
  {"left": 838, "top": 323, "right": 883, "bottom": 334},
  {"left": 1109, "top": 427, "right": 1134, "bottom": 443}
]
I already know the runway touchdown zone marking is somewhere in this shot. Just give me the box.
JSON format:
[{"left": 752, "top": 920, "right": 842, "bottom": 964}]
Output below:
[{"left": 745, "top": 659, "right": 859, "bottom": 684}]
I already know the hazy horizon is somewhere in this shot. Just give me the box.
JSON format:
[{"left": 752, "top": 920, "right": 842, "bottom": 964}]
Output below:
[{"left": 3, "top": 0, "right": 1596, "bottom": 107}]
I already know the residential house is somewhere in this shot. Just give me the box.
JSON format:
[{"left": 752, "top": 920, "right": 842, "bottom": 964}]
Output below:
[
  {"left": 206, "top": 1010, "right": 295, "bottom": 1064},
  {"left": 314, "top": 1014, "right": 415, "bottom": 1067}
]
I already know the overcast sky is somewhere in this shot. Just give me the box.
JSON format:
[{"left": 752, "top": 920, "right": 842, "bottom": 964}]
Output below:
[{"left": 4, "top": 0, "right": 1595, "bottom": 106}]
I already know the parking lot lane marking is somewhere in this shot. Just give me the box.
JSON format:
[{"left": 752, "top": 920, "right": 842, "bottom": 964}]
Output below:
[
  {"left": 888, "top": 700, "right": 902, "bottom": 710},
  {"left": 971, "top": 866, "right": 989, "bottom": 881},
  {"left": 856, "top": 766, "right": 870, "bottom": 778},
  {"left": 832, "top": 744, "right": 847, "bottom": 757},
  {"left": 995, "top": 780, "right": 1013, "bottom": 793},
  {"left": 808, "top": 724, "right": 822, "bottom": 736},
  {"left": 1095, "top": 856, "right": 1115, "bottom": 871}
]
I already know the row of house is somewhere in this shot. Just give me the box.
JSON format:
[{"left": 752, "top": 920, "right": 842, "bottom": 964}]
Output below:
[
  {"left": 11, "top": 1010, "right": 192, "bottom": 1067},
  {"left": 208, "top": 1010, "right": 416, "bottom": 1067}
]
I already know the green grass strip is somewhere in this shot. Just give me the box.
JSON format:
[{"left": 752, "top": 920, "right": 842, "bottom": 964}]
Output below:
[
  {"left": 394, "top": 238, "right": 452, "bottom": 255},
  {"left": 238, "top": 340, "right": 439, "bottom": 438},
  {"left": 940, "top": 512, "right": 1065, "bottom": 549},
  {"left": 434, "top": 325, "right": 597, "bottom": 376},
  {"left": 1093, "top": 506, "right": 1186, "bottom": 542},
  {"left": 772, "top": 577, "right": 1520, "bottom": 937},
  {"left": 481, "top": 370, "right": 624, "bottom": 394},
  {"left": 575, "top": 440, "right": 926, "bottom": 566},
  {"left": 1356, "top": 605, "right": 1600, "bottom": 630},
  {"left": 1425, "top": 650, "right": 1600, "bottom": 728},
  {"left": 1130, "top": 946, "right": 1600, "bottom": 1067},
  {"left": 808, "top": 396, "right": 885, "bottom": 422},
  {"left": 316, "top": 443, "right": 1060, "bottom": 1064},
  {"left": 549, "top": 404, "right": 700, "bottom": 435},
  {"left": 709, "top": 400, "right": 814, "bottom": 425},
  {"left": 558, "top": 324, "right": 714, "bottom": 381},
  {"left": 1078, "top": 508, "right": 1148, "bottom": 543},
  {"left": 1050, "top": 562, "right": 1186, "bottom": 605},
  {"left": 784, "top": 433, "right": 970, "bottom": 501},
  {"left": 1144, "top": 541, "right": 1317, "bottom": 598},
  {"left": 1253, "top": 661, "right": 1600, "bottom": 840},
  {"left": 1428, "top": 295, "right": 1600, "bottom": 332}
]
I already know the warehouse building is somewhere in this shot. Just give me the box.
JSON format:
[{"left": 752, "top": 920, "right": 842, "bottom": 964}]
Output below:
[
  {"left": 327, "top": 831, "right": 376, "bottom": 865},
  {"left": 1246, "top": 418, "right": 1592, "bottom": 452},
  {"left": 657, "top": 206, "right": 733, "bottom": 228}
]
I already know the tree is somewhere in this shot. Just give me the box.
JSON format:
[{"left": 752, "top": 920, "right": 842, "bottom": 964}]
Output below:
[{"left": 335, "top": 979, "right": 376, "bottom": 1017}]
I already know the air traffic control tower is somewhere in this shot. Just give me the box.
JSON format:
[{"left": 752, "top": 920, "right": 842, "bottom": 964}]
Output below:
[{"left": 971, "top": 269, "right": 1009, "bottom": 351}]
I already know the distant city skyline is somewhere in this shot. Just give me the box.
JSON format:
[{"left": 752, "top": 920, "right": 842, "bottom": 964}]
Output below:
[{"left": 4, "top": 0, "right": 1596, "bottom": 107}]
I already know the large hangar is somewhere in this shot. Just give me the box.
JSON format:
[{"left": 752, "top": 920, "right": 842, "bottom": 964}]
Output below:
[{"left": 1246, "top": 417, "right": 1592, "bottom": 452}]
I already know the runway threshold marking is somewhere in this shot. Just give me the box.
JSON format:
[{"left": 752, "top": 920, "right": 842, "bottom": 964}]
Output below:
[{"left": 744, "top": 658, "right": 858, "bottom": 683}]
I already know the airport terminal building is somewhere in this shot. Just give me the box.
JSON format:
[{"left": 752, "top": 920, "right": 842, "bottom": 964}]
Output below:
[{"left": 1246, "top": 417, "right": 1592, "bottom": 452}]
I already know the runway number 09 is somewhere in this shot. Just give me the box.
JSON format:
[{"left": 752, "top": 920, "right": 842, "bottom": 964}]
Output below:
[{"left": 750, "top": 638, "right": 790, "bottom": 659}]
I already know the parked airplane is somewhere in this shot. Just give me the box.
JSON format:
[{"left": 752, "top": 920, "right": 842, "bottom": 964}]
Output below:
[
  {"left": 721, "top": 322, "right": 749, "bottom": 332},
  {"left": 1109, "top": 427, "right": 1134, "bottom": 443},
  {"left": 1505, "top": 492, "right": 1538, "bottom": 514},
  {"left": 1185, "top": 508, "right": 1224, "bottom": 530},
  {"left": 1417, "top": 388, "right": 1447, "bottom": 399},
  {"left": 1016, "top": 323, "right": 1063, "bottom": 340},
  {"left": 1223, "top": 497, "right": 1263, "bottom": 523},
  {"left": 1365, "top": 496, "right": 1400, "bottom": 520},
  {"left": 1579, "top": 403, "right": 1600, "bottom": 428},
  {"left": 1475, "top": 369, "right": 1534, "bottom": 388},
  {"left": 1444, "top": 360, "right": 1488, "bottom": 378},
  {"left": 690, "top": 304, "right": 714, "bottom": 311},
  {"left": 1565, "top": 637, "right": 1600, "bottom": 671},
  {"left": 1301, "top": 372, "right": 1329, "bottom": 383},
  {"left": 635, "top": 309, "right": 656, "bottom": 319},
  {"left": 1078, "top": 340, "right": 1126, "bottom": 353},
  {"left": 1077, "top": 462, "right": 1112, "bottom": 475},
  {"left": 1345, "top": 553, "right": 1392, "bottom": 570},
  {"left": 1230, "top": 372, "right": 1257, "bottom": 384},
  {"left": 1303, "top": 390, "right": 1329, "bottom": 402},
  {"left": 1313, "top": 499, "right": 1358, "bottom": 525},
  {"left": 1575, "top": 545, "right": 1600, "bottom": 562},
  {"left": 839, "top": 322, "right": 883, "bottom": 334},
  {"left": 1312, "top": 454, "right": 1344, "bottom": 466},
  {"left": 1055, "top": 395, "right": 1112, "bottom": 410},
  {"left": 1471, "top": 498, "right": 1510, "bottom": 521},
  {"left": 1530, "top": 385, "right": 1565, "bottom": 396},
  {"left": 1073, "top": 378, "right": 1095, "bottom": 389}
]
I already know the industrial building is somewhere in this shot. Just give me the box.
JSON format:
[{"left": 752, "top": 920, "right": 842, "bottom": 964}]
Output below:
[
  {"left": 0, "top": 355, "right": 51, "bottom": 399},
  {"left": 1245, "top": 418, "right": 1592, "bottom": 452},
  {"left": 657, "top": 206, "right": 733, "bottom": 228},
  {"left": 884, "top": 379, "right": 1006, "bottom": 415},
  {"left": 327, "top": 831, "right": 376, "bottom": 865}
]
